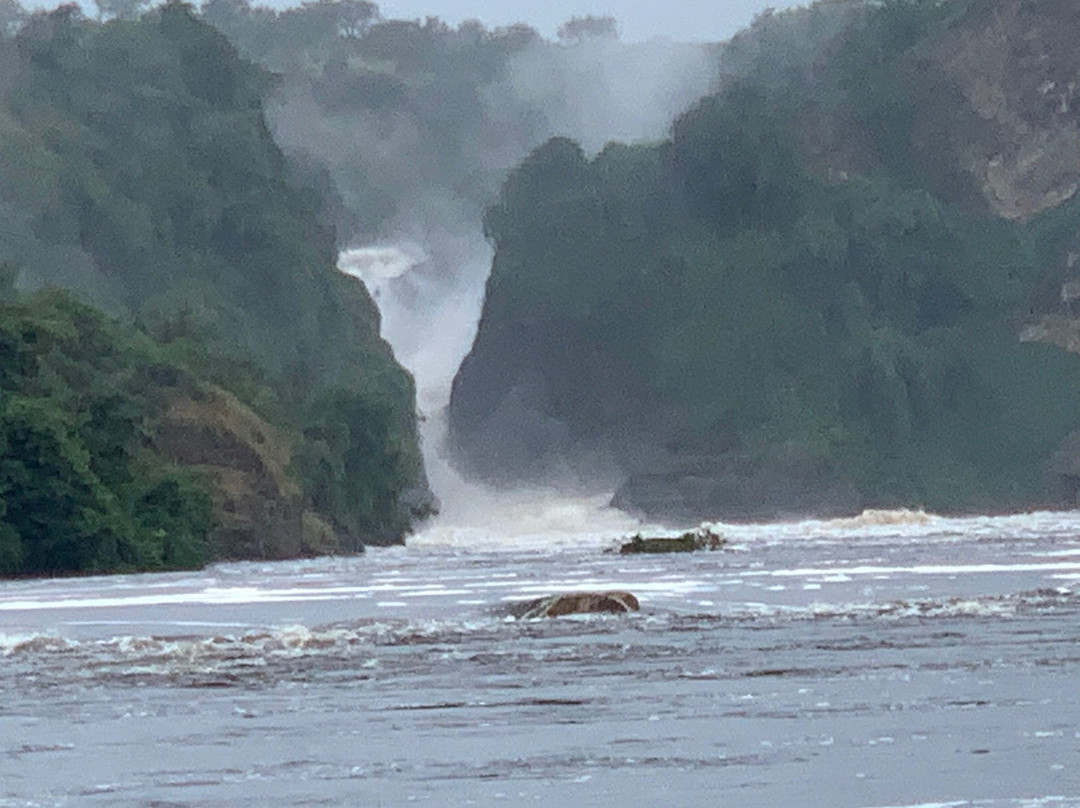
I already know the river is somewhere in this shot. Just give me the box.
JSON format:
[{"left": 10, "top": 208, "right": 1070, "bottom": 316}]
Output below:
[{"left": 1, "top": 507, "right": 1078, "bottom": 807}]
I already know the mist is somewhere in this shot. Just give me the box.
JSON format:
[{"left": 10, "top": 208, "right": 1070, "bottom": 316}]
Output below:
[
  {"left": 487, "top": 36, "right": 716, "bottom": 154},
  {"left": 266, "top": 22, "right": 719, "bottom": 518},
  {"left": 373, "top": 0, "right": 804, "bottom": 44}
]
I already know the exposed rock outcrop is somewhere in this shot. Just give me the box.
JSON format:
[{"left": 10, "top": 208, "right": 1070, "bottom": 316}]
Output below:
[
  {"left": 619, "top": 528, "right": 725, "bottom": 554},
  {"left": 153, "top": 387, "right": 347, "bottom": 560},
  {"left": 507, "top": 591, "right": 640, "bottom": 619},
  {"left": 938, "top": 0, "right": 1080, "bottom": 220}
]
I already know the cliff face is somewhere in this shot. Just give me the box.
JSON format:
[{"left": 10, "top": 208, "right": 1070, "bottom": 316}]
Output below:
[
  {"left": 447, "top": 0, "right": 1080, "bottom": 522},
  {"left": 937, "top": 0, "right": 1080, "bottom": 220}
]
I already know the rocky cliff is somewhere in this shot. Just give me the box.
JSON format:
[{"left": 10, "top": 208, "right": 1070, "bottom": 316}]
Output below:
[
  {"left": 937, "top": 0, "right": 1080, "bottom": 221},
  {"left": 447, "top": 0, "right": 1080, "bottom": 522}
]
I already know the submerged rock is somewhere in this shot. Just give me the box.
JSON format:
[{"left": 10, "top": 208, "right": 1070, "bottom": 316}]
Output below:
[
  {"left": 507, "top": 591, "right": 640, "bottom": 619},
  {"left": 619, "top": 528, "right": 725, "bottom": 555}
]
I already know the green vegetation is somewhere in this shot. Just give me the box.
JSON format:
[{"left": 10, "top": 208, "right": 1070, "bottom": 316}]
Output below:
[
  {"left": 200, "top": 0, "right": 546, "bottom": 240},
  {"left": 5, "top": 0, "right": 1078, "bottom": 565},
  {"left": 0, "top": 290, "right": 213, "bottom": 575},
  {"left": 0, "top": 3, "right": 429, "bottom": 574},
  {"left": 450, "top": 0, "right": 1080, "bottom": 517},
  {"left": 195, "top": 0, "right": 714, "bottom": 252}
]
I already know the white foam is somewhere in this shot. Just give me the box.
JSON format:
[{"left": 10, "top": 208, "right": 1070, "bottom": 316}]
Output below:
[
  {"left": 0, "top": 582, "right": 468, "bottom": 613},
  {"left": 739, "top": 561, "right": 1080, "bottom": 579},
  {"left": 864, "top": 802, "right": 968, "bottom": 808},
  {"left": 0, "top": 631, "right": 63, "bottom": 656},
  {"left": 822, "top": 508, "right": 935, "bottom": 528},
  {"left": 705, "top": 508, "right": 1080, "bottom": 548},
  {"left": 410, "top": 488, "right": 650, "bottom": 551},
  {"left": 338, "top": 243, "right": 425, "bottom": 282}
]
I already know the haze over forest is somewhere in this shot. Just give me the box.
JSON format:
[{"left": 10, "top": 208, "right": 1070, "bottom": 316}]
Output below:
[
  {"left": 18, "top": 0, "right": 806, "bottom": 42},
  {"left": 3, "top": 0, "right": 1080, "bottom": 577}
]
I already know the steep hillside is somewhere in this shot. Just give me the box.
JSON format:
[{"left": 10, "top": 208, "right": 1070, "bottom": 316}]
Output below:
[
  {"left": 0, "top": 290, "right": 214, "bottom": 575},
  {"left": 0, "top": 3, "right": 430, "bottom": 565},
  {"left": 448, "top": 0, "right": 1080, "bottom": 522}
]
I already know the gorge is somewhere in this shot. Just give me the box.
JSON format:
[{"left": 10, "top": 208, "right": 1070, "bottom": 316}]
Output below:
[
  {"left": 446, "top": 0, "right": 1080, "bottom": 524},
  {"left": 7, "top": 0, "right": 1080, "bottom": 566},
  {"left": 2, "top": 4, "right": 1080, "bottom": 807}
]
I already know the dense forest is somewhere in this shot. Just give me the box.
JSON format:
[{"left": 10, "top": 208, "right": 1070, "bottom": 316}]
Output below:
[
  {"left": 6, "top": 0, "right": 1080, "bottom": 573},
  {"left": 200, "top": 0, "right": 714, "bottom": 244},
  {"left": 449, "top": 0, "right": 1080, "bottom": 521},
  {"left": 0, "top": 0, "right": 713, "bottom": 576},
  {"left": 197, "top": 0, "right": 718, "bottom": 426},
  {"left": 0, "top": 289, "right": 216, "bottom": 574},
  {"left": 0, "top": 2, "right": 430, "bottom": 575}
]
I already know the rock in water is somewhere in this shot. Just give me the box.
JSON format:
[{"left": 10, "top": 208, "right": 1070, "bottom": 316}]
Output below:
[
  {"left": 508, "top": 591, "right": 640, "bottom": 619},
  {"left": 619, "top": 528, "right": 725, "bottom": 554}
]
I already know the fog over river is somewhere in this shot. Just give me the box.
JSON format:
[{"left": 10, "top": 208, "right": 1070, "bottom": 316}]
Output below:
[{"left": 1, "top": 508, "right": 1079, "bottom": 807}]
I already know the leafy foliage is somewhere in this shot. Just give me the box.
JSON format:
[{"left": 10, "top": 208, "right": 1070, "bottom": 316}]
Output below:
[
  {"left": 0, "top": 291, "right": 214, "bottom": 575},
  {"left": 0, "top": 3, "right": 428, "bottom": 569},
  {"left": 451, "top": 0, "right": 1080, "bottom": 515}
]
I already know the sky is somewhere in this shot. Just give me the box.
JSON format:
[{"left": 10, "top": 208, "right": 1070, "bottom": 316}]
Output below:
[
  {"left": 376, "top": 0, "right": 807, "bottom": 42},
  {"left": 20, "top": 0, "right": 808, "bottom": 43}
]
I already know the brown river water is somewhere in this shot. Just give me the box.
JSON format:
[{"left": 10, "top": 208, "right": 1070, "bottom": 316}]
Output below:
[{"left": 1, "top": 506, "right": 1079, "bottom": 807}]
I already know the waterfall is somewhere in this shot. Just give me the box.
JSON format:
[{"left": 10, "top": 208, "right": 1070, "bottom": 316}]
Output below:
[
  {"left": 339, "top": 238, "right": 649, "bottom": 549},
  {"left": 323, "top": 33, "right": 721, "bottom": 549}
]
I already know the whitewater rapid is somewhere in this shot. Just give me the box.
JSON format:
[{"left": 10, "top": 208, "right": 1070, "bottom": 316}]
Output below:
[
  {"left": 3, "top": 507, "right": 1080, "bottom": 632},
  {"left": 2, "top": 508, "right": 1080, "bottom": 807}
]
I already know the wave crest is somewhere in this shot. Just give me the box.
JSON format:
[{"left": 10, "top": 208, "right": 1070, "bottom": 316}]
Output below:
[{"left": 822, "top": 508, "right": 935, "bottom": 529}]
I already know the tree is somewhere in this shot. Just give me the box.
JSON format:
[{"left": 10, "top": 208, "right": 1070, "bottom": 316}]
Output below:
[
  {"left": 92, "top": 0, "right": 150, "bottom": 21},
  {"left": 557, "top": 15, "right": 618, "bottom": 44},
  {"left": 669, "top": 87, "right": 805, "bottom": 228},
  {"left": 335, "top": 0, "right": 377, "bottom": 38},
  {"left": 277, "top": 0, "right": 377, "bottom": 44},
  {"left": 0, "top": 0, "right": 24, "bottom": 36},
  {"left": 200, "top": 0, "right": 250, "bottom": 34}
]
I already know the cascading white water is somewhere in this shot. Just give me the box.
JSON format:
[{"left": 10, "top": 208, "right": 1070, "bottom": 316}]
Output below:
[
  {"left": 323, "top": 32, "right": 726, "bottom": 549},
  {"left": 339, "top": 239, "right": 649, "bottom": 549},
  {"left": 340, "top": 242, "right": 974, "bottom": 550}
]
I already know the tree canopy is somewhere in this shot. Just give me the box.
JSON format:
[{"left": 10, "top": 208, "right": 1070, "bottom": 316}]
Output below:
[
  {"left": 450, "top": 0, "right": 1080, "bottom": 518},
  {"left": 0, "top": 291, "right": 214, "bottom": 575},
  {"left": 0, "top": 2, "right": 429, "bottom": 573}
]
